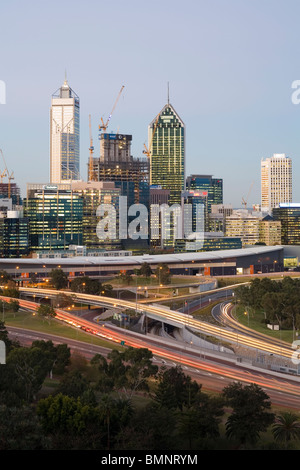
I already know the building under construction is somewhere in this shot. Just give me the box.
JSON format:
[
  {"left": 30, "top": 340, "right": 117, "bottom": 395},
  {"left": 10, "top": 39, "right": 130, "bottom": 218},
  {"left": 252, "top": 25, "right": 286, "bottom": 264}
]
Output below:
[
  {"left": 89, "top": 133, "right": 149, "bottom": 207},
  {"left": 0, "top": 182, "right": 21, "bottom": 207}
]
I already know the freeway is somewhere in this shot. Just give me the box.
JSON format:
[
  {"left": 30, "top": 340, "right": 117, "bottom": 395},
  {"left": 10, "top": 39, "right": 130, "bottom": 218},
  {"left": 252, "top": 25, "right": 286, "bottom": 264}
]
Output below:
[
  {"left": 4, "top": 296, "right": 300, "bottom": 409},
  {"left": 17, "top": 287, "right": 295, "bottom": 360},
  {"left": 212, "top": 302, "right": 294, "bottom": 355}
]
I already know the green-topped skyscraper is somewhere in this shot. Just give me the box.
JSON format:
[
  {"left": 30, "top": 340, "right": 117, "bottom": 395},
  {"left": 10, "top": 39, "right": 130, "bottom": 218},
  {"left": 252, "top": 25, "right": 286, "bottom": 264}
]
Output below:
[{"left": 148, "top": 96, "right": 185, "bottom": 206}]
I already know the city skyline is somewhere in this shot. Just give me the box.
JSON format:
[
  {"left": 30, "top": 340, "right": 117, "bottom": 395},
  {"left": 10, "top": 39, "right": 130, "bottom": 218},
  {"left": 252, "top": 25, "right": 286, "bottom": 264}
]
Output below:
[{"left": 1, "top": 0, "right": 300, "bottom": 208}]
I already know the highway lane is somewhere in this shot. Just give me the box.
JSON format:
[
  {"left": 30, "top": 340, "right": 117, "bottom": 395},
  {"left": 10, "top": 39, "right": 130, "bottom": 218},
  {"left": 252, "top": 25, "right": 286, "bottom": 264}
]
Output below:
[
  {"left": 6, "top": 323, "right": 300, "bottom": 410},
  {"left": 212, "top": 302, "right": 294, "bottom": 349},
  {"left": 4, "top": 296, "right": 300, "bottom": 409},
  {"left": 17, "top": 287, "right": 296, "bottom": 360}
]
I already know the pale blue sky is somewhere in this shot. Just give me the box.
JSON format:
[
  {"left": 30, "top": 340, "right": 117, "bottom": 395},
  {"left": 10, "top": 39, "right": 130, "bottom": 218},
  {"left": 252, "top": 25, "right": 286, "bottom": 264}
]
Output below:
[{"left": 0, "top": 0, "right": 300, "bottom": 207}]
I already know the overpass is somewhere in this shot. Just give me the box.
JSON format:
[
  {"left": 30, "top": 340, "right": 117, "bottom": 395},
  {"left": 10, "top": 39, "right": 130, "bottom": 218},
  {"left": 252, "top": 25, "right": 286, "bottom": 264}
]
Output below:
[{"left": 16, "top": 286, "right": 295, "bottom": 361}]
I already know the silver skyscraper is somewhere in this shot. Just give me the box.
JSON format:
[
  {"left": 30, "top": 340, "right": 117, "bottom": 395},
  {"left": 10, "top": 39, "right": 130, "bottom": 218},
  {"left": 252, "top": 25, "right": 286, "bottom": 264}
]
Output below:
[{"left": 50, "top": 76, "right": 80, "bottom": 183}]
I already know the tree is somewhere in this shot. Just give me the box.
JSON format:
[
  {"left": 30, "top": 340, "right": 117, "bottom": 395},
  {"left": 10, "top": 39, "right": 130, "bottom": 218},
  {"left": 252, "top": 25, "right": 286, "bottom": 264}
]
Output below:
[
  {"left": 272, "top": 412, "right": 300, "bottom": 449},
  {"left": 0, "top": 270, "right": 12, "bottom": 283},
  {"left": 53, "top": 343, "right": 71, "bottom": 374},
  {"left": 155, "top": 263, "right": 171, "bottom": 285},
  {"left": 5, "top": 346, "right": 55, "bottom": 402},
  {"left": 121, "top": 347, "right": 158, "bottom": 397},
  {"left": 140, "top": 262, "right": 152, "bottom": 278},
  {"left": 56, "top": 369, "right": 91, "bottom": 398},
  {"left": 8, "top": 299, "right": 19, "bottom": 312},
  {"left": 0, "top": 320, "right": 18, "bottom": 354},
  {"left": 0, "top": 405, "right": 49, "bottom": 450},
  {"left": 31, "top": 339, "right": 70, "bottom": 376},
  {"left": 261, "top": 292, "right": 284, "bottom": 326},
  {"left": 37, "top": 393, "right": 101, "bottom": 437},
  {"left": 98, "top": 394, "right": 133, "bottom": 450},
  {"left": 177, "top": 394, "right": 224, "bottom": 449},
  {"left": 222, "top": 382, "right": 275, "bottom": 447},
  {"left": 2, "top": 281, "right": 20, "bottom": 298},
  {"left": 154, "top": 366, "right": 201, "bottom": 410},
  {"left": 118, "top": 271, "right": 132, "bottom": 285},
  {"left": 49, "top": 268, "right": 68, "bottom": 290},
  {"left": 37, "top": 303, "right": 56, "bottom": 323}
]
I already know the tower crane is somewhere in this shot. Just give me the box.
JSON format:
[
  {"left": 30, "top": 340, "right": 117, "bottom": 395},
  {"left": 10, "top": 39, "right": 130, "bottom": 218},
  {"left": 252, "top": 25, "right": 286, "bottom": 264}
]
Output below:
[
  {"left": 0, "top": 169, "right": 7, "bottom": 183},
  {"left": 242, "top": 181, "right": 254, "bottom": 209},
  {"left": 88, "top": 114, "right": 95, "bottom": 181},
  {"left": 8, "top": 171, "right": 14, "bottom": 199},
  {"left": 0, "top": 149, "right": 14, "bottom": 199},
  {"left": 99, "top": 85, "right": 125, "bottom": 135},
  {"left": 143, "top": 113, "right": 160, "bottom": 158}
]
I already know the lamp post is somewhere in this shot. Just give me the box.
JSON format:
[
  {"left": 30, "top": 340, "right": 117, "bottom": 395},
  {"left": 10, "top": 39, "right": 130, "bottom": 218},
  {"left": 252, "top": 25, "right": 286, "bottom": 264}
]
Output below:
[
  {"left": 15, "top": 266, "right": 19, "bottom": 285},
  {"left": 158, "top": 266, "right": 163, "bottom": 293},
  {"left": 136, "top": 286, "right": 141, "bottom": 315}
]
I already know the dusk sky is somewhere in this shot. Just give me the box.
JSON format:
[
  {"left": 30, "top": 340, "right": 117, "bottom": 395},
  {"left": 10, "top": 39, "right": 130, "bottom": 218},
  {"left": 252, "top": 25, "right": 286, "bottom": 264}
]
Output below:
[{"left": 1, "top": 0, "right": 300, "bottom": 207}]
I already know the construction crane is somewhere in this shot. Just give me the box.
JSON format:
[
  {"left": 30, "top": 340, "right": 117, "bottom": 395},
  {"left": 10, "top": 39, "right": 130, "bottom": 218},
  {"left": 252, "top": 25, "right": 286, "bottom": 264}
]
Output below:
[
  {"left": 0, "top": 169, "right": 6, "bottom": 183},
  {"left": 99, "top": 85, "right": 125, "bottom": 135},
  {"left": 0, "top": 148, "right": 14, "bottom": 198},
  {"left": 8, "top": 171, "right": 14, "bottom": 199},
  {"left": 242, "top": 181, "right": 254, "bottom": 209},
  {"left": 88, "top": 114, "right": 95, "bottom": 181},
  {"left": 143, "top": 113, "right": 160, "bottom": 158}
]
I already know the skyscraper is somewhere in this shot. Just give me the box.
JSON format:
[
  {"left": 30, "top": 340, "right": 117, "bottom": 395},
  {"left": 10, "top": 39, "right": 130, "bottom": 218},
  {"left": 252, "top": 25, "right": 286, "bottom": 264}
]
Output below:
[
  {"left": 186, "top": 175, "right": 223, "bottom": 213},
  {"left": 149, "top": 102, "right": 185, "bottom": 205},
  {"left": 50, "top": 76, "right": 80, "bottom": 183},
  {"left": 261, "top": 153, "right": 292, "bottom": 213}
]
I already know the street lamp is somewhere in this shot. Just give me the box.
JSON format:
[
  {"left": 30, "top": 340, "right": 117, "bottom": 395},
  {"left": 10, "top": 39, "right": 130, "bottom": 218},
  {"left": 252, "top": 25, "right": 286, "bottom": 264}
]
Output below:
[
  {"left": 136, "top": 286, "right": 141, "bottom": 315},
  {"left": 158, "top": 266, "right": 163, "bottom": 293},
  {"left": 15, "top": 266, "right": 19, "bottom": 285}
]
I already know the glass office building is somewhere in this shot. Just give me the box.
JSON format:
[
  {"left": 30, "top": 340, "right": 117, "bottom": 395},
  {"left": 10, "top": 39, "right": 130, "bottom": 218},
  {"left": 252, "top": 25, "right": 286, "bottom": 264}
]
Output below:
[
  {"left": 0, "top": 212, "right": 29, "bottom": 258},
  {"left": 50, "top": 77, "right": 80, "bottom": 183},
  {"left": 186, "top": 175, "right": 223, "bottom": 213},
  {"left": 24, "top": 184, "right": 83, "bottom": 251},
  {"left": 149, "top": 103, "right": 185, "bottom": 205},
  {"left": 273, "top": 203, "right": 300, "bottom": 245}
]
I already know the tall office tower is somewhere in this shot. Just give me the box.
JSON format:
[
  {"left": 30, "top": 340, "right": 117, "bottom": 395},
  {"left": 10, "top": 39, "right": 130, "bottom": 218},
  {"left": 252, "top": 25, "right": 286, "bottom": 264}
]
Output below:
[
  {"left": 149, "top": 102, "right": 185, "bottom": 205},
  {"left": 91, "top": 133, "right": 149, "bottom": 207},
  {"left": 186, "top": 175, "right": 223, "bottom": 213},
  {"left": 50, "top": 77, "right": 80, "bottom": 183},
  {"left": 24, "top": 183, "right": 83, "bottom": 252},
  {"left": 261, "top": 153, "right": 292, "bottom": 213}
]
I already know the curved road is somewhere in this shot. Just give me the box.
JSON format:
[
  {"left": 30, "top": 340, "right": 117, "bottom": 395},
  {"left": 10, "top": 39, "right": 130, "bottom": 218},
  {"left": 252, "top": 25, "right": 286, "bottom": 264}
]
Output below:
[{"left": 4, "top": 294, "right": 300, "bottom": 409}]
